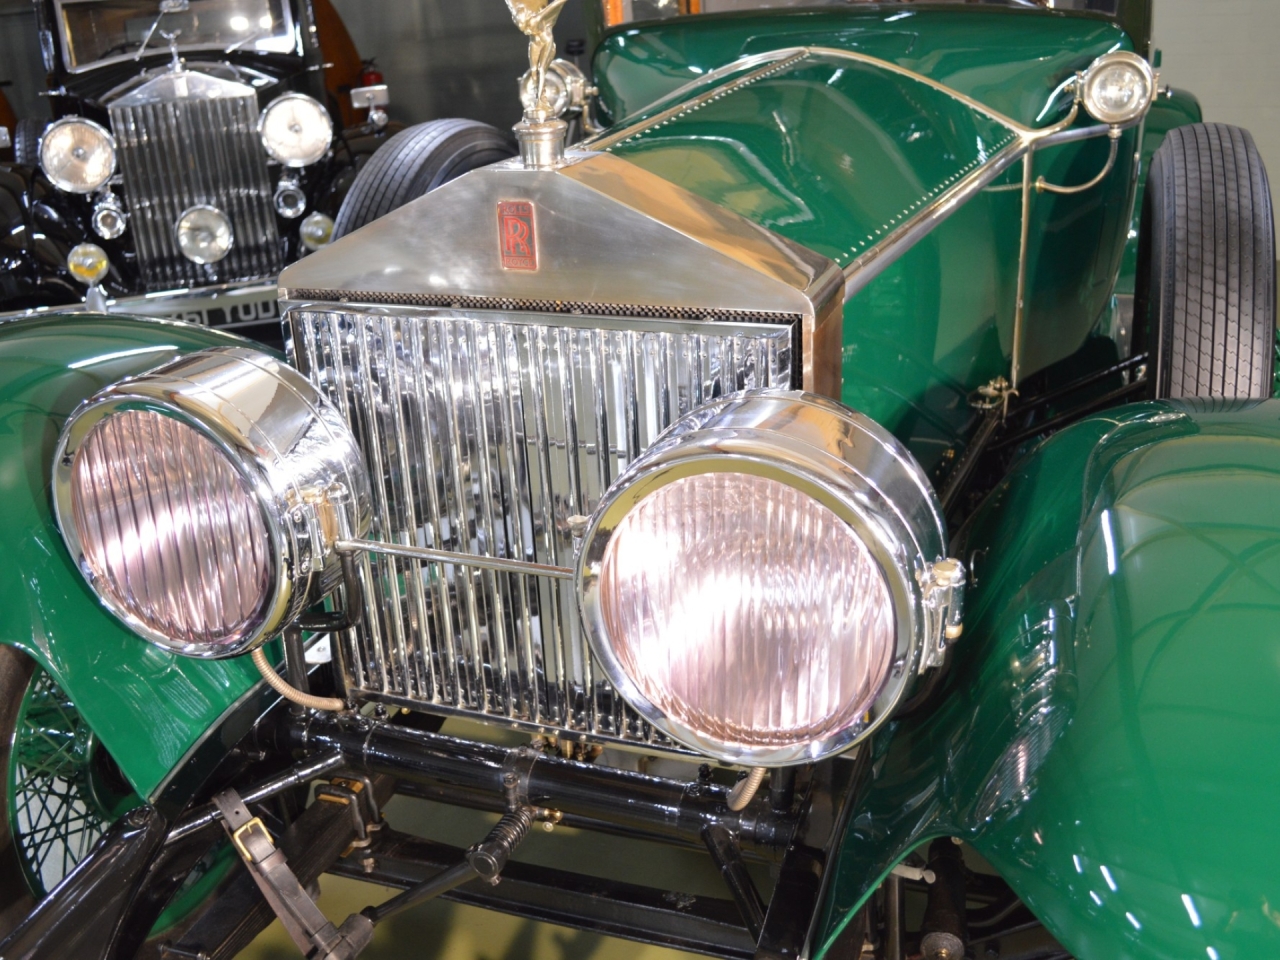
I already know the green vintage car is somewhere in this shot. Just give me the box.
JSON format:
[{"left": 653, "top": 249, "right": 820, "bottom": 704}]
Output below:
[{"left": 0, "top": 1, "right": 1275, "bottom": 959}]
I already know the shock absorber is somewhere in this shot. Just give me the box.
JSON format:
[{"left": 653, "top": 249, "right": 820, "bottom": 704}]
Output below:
[
  {"left": 920, "top": 838, "right": 968, "bottom": 960},
  {"left": 467, "top": 807, "right": 535, "bottom": 883}
]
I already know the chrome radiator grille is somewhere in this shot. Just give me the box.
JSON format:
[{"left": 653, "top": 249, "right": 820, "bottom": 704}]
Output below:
[
  {"left": 290, "top": 304, "right": 795, "bottom": 746},
  {"left": 110, "top": 90, "right": 281, "bottom": 292}
]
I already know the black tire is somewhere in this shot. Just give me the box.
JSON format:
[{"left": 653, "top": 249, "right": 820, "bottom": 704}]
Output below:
[
  {"left": 1136, "top": 123, "right": 1276, "bottom": 399},
  {"left": 12, "top": 119, "right": 43, "bottom": 169},
  {"left": 333, "top": 118, "right": 515, "bottom": 239}
]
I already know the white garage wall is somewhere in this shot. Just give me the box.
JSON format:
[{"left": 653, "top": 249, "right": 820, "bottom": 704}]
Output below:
[{"left": 1154, "top": 0, "right": 1280, "bottom": 216}]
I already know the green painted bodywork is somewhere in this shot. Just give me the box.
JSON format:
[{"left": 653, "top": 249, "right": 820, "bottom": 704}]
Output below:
[
  {"left": 593, "top": 8, "right": 1136, "bottom": 128},
  {"left": 815, "top": 400, "right": 1280, "bottom": 959},
  {"left": 583, "top": 1, "right": 1155, "bottom": 61},
  {"left": 0, "top": 7, "right": 1253, "bottom": 958},
  {"left": 600, "top": 8, "right": 1140, "bottom": 474},
  {"left": 0, "top": 315, "right": 263, "bottom": 800},
  {"left": 595, "top": 8, "right": 1126, "bottom": 128}
]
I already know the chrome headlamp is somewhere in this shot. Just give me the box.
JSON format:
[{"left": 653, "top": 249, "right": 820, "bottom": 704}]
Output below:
[
  {"left": 259, "top": 93, "right": 333, "bottom": 167},
  {"left": 39, "top": 117, "right": 116, "bottom": 194},
  {"left": 53, "top": 347, "right": 371, "bottom": 659},
  {"left": 1080, "top": 52, "right": 1155, "bottom": 126},
  {"left": 176, "top": 205, "right": 234, "bottom": 264},
  {"left": 577, "top": 391, "right": 964, "bottom": 766}
]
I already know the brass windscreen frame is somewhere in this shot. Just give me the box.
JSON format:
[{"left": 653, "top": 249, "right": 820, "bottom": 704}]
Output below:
[{"left": 587, "top": 44, "right": 1150, "bottom": 390}]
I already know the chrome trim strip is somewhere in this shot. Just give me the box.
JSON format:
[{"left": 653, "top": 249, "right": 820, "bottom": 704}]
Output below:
[
  {"left": 0, "top": 282, "right": 281, "bottom": 325},
  {"left": 588, "top": 50, "right": 810, "bottom": 151},
  {"left": 840, "top": 137, "right": 1028, "bottom": 302},
  {"left": 587, "top": 45, "right": 1036, "bottom": 153},
  {"left": 803, "top": 46, "right": 1030, "bottom": 131},
  {"left": 287, "top": 299, "right": 797, "bottom": 339},
  {"left": 336, "top": 538, "right": 574, "bottom": 581},
  {"left": 594, "top": 49, "right": 802, "bottom": 131},
  {"left": 1012, "top": 153, "right": 1036, "bottom": 390},
  {"left": 581, "top": 41, "right": 1139, "bottom": 335},
  {"left": 841, "top": 107, "right": 1147, "bottom": 321}
]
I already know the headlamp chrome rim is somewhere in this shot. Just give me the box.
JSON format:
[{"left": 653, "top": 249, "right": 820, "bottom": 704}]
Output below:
[
  {"left": 576, "top": 390, "right": 952, "bottom": 767},
  {"left": 52, "top": 347, "right": 371, "bottom": 660},
  {"left": 53, "top": 395, "right": 288, "bottom": 657},
  {"left": 39, "top": 117, "right": 117, "bottom": 194},
  {"left": 259, "top": 92, "right": 334, "bottom": 168},
  {"left": 1080, "top": 51, "right": 1156, "bottom": 126},
  {"left": 175, "top": 205, "right": 234, "bottom": 264}
]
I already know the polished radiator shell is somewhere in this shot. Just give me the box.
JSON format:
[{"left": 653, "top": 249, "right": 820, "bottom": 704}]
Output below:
[
  {"left": 109, "top": 70, "right": 282, "bottom": 292},
  {"left": 289, "top": 303, "right": 795, "bottom": 745},
  {"left": 280, "top": 148, "right": 841, "bottom": 747}
]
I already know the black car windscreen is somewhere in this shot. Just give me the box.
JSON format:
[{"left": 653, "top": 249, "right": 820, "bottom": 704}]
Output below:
[{"left": 57, "top": 0, "right": 292, "bottom": 71}]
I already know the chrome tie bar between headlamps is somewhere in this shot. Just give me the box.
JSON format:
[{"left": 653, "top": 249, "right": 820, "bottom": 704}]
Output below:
[{"left": 334, "top": 538, "right": 575, "bottom": 581}]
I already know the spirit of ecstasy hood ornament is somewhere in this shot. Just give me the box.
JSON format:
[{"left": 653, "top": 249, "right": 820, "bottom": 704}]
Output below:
[{"left": 505, "top": 0, "right": 571, "bottom": 168}]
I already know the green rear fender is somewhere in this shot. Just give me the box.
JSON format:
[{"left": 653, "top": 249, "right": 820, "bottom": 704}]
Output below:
[
  {"left": 817, "top": 401, "right": 1280, "bottom": 959},
  {"left": 0, "top": 315, "right": 266, "bottom": 802}
]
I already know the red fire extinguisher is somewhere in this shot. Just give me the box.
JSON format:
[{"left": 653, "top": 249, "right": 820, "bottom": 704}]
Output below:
[{"left": 359, "top": 58, "right": 383, "bottom": 87}]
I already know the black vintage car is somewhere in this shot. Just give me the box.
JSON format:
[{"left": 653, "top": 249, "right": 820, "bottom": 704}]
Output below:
[{"left": 0, "top": 0, "right": 422, "bottom": 340}]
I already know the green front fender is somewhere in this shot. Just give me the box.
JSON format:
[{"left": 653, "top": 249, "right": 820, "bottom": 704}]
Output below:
[
  {"left": 817, "top": 401, "right": 1280, "bottom": 959},
  {"left": 0, "top": 315, "right": 267, "bottom": 802}
]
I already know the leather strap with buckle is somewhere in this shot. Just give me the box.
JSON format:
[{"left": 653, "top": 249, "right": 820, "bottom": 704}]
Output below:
[{"left": 213, "top": 787, "right": 373, "bottom": 960}]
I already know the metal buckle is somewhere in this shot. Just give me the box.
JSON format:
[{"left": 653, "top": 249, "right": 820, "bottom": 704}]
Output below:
[{"left": 231, "top": 816, "right": 273, "bottom": 863}]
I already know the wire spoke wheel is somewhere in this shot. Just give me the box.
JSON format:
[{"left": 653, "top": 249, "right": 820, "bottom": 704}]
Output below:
[
  {"left": 3, "top": 662, "right": 235, "bottom": 941},
  {"left": 7, "top": 666, "right": 140, "bottom": 897}
]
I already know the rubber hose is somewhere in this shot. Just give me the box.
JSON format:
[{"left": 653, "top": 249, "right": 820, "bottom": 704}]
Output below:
[
  {"left": 252, "top": 647, "right": 345, "bottom": 712},
  {"left": 727, "top": 767, "right": 767, "bottom": 812}
]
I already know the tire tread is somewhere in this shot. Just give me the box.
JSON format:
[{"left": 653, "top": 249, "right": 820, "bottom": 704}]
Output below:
[
  {"left": 333, "top": 119, "right": 515, "bottom": 239},
  {"left": 1149, "top": 122, "right": 1275, "bottom": 398}
]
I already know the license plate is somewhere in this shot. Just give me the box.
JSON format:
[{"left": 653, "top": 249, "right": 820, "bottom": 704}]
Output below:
[{"left": 122, "top": 285, "right": 282, "bottom": 330}]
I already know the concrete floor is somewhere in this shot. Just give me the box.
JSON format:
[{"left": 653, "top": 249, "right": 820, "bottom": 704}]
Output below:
[
  {"left": 238, "top": 877, "right": 699, "bottom": 960},
  {"left": 235, "top": 719, "right": 730, "bottom": 960}
]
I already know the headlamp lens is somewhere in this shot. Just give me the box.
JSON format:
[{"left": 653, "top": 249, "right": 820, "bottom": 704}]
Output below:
[
  {"left": 260, "top": 94, "right": 333, "bottom": 167},
  {"left": 40, "top": 118, "right": 116, "bottom": 194},
  {"left": 300, "top": 211, "right": 335, "bottom": 251},
  {"left": 176, "top": 206, "right": 234, "bottom": 264},
  {"left": 598, "top": 471, "right": 896, "bottom": 751},
  {"left": 71, "top": 409, "right": 271, "bottom": 650},
  {"left": 67, "top": 243, "right": 110, "bottom": 286},
  {"left": 1082, "top": 53, "right": 1154, "bottom": 125}
]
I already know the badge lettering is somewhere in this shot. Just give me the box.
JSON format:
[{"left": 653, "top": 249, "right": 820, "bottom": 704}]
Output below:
[{"left": 498, "top": 200, "right": 538, "bottom": 271}]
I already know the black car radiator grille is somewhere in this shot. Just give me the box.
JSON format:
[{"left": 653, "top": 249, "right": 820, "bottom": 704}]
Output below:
[{"left": 111, "top": 91, "right": 281, "bottom": 292}]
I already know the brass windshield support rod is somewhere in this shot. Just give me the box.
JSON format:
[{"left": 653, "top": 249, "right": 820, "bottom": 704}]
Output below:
[{"left": 1011, "top": 151, "right": 1036, "bottom": 391}]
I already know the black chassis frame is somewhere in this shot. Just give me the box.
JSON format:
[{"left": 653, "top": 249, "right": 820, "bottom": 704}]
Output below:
[
  {"left": 0, "top": 0, "right": 383, "bottom": 319},
  {"left": 0, "top": 676, "right": 866, "bottom": 960}
]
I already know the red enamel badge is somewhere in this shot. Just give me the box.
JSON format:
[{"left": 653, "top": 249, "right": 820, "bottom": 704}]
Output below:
[{"left": 498, "top": 200, "right": 538, "bottom": 271}]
